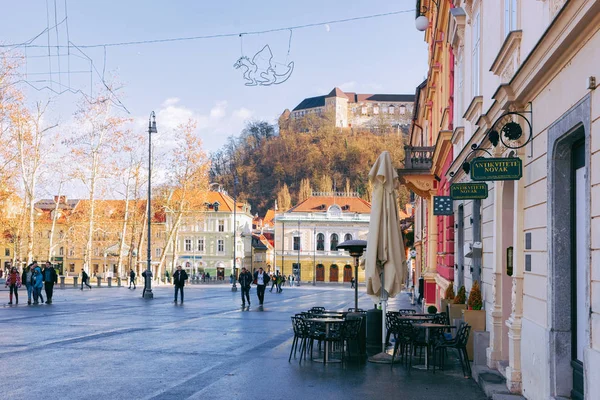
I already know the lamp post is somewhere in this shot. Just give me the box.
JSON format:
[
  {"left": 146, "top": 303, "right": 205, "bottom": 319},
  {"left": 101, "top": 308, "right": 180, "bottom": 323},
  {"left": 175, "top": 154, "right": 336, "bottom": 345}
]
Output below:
[
  {"left": 337, "top": 239, "right": 367, "bottom": 311},
  {"left": 231, "top": 175, "right": 238, "bottom": 292},
  {"left": 144, "top": 111, "right": 157, "bottom": 299},
  {"left": 313, "top": 227, "right": 316, "bottom": 286},
  {"left": 296, "top": 220, "right": 300, "bottom": 286}
]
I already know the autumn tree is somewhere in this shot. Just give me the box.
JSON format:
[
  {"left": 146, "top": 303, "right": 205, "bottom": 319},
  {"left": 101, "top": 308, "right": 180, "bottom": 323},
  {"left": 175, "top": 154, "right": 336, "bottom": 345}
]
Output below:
[
  {"left": 156, "top": 119, "right": 210, "bottom": 277},
  {"left": 298, "top": 178, "right": 312, "bottom": 203},
  {"left": 276, "top": 183, "right": 291, "bottom": 211},
  {"left": 66, "top": 90, "right": 129, "bottom": 272}
]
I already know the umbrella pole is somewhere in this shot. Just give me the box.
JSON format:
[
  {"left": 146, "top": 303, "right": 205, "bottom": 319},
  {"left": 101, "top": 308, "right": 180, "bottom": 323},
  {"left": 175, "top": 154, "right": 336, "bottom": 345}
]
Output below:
[{"left": 368, "top": 264, "right": 394, "bottom": 364}]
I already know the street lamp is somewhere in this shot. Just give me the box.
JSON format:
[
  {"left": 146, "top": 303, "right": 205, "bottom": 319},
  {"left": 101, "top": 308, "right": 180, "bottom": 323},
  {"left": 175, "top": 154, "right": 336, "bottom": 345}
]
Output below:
[
  {"left": 296, "top": 220, "right": 300, "bottom": 286},
  {"left": 337, "top": 239, "right": 367, "bottom": 311},
  {"left": 231, "top": 175, "right": 238, "bottom": 292},
  {"left": 313, "top": 227, "right": 316, "bottom": 286},
  {"left": 145, "top": 111, "right": 157, "bottom": 299}
]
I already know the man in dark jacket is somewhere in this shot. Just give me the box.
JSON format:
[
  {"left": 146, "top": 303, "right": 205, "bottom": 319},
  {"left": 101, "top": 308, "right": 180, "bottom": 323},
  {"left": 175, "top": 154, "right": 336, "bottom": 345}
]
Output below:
[
  {"left": 238, "top": 267, "right": 253, "bottom": 307},
  {"left": 173, "top": 265, "right": 188, "bottom": 304},
  {"left": 253, "top": 267, "right": 270, "bottom": 306},
  {"left": 129, "top": 269, "right": 136, "bottom": 289},
  {"left": 81, "top": 268, "right": 92, "bottom": 290},
  {"left": 42, "top": 261, "right": 58, "bottom": 304}
]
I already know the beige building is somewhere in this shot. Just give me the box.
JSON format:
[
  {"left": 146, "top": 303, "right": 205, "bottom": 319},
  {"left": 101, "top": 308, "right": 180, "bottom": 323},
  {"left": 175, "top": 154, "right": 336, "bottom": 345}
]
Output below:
[
  {"left": 445, "top": 0, "right": 600, "bottom": 398},
  {"left": 273, "top": 192, "right": 370, "bottom": 283}
]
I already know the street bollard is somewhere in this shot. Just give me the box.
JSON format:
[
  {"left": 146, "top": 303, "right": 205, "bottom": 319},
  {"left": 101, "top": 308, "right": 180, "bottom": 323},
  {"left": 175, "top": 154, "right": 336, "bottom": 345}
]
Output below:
[
  {"left": 60, "top": 276, "right": 65, "bottom": 288},
  {"left": 97, "top": 277, "right": 102, "bottom": 287},
  {"left": 107, "top": 277, "right": 112, "bottom": 287},
  {"left": 73, "top": 276, "right": 78, "bottom": 287}
]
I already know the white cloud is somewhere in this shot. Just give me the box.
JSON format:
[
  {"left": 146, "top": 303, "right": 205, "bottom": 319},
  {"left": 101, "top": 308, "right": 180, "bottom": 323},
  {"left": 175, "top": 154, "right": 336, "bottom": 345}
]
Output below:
[
  {"left": 210, "top": 101, "right": 227, "bottom": 119},
  {"left": 161, "top": 97, "right": 180, "bottom": 107},
  {"left": 232, "top": 107, "right": 253, "bottom": 120}
]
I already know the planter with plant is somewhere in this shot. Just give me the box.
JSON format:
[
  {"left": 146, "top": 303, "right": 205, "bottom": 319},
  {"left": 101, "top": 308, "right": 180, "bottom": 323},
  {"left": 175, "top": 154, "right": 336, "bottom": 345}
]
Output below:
[
  {"left": 462, "top": 280, "right": 486, "bottom": 360},
  {"left": 448, "top": 285, "right": 467, "bottom": 323},
  {"left": 441, "top": 282, "right": 455, "bottom": 315}
]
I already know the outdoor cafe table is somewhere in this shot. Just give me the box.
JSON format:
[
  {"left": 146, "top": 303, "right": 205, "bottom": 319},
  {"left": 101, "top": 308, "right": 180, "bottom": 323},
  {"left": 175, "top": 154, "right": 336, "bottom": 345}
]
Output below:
[
  {"left": 310, "top": 313, "right": 345, "bottom": 319},
  {"left": 410, "top": 322, "right": 457, "bottom": 370},
  {"left": 395, "top": 315, "right": 434, "bottom": 322},
  {"left": 304, "top": 318, "right": 345, "bottom": 364}
]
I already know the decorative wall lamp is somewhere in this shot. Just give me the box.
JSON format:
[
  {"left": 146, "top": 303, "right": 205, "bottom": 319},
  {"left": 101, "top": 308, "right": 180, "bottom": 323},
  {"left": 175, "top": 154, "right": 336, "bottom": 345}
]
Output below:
[
  {"left": 449, "top": 108, "right": 533, "bottom": 178},
  {"left": 415, "top": 0, "right": 439, "bottom": 31}
]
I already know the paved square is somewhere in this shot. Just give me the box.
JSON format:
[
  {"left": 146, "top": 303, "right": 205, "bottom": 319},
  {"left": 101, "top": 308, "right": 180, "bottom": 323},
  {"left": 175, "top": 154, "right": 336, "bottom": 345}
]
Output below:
[{"left": 0, "top": 284, "right": 486, "bottom": 399}]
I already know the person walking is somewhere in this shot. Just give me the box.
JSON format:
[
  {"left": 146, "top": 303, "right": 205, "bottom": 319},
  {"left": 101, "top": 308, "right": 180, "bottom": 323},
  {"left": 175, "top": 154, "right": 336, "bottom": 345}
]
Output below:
[
  {"left": 141, "top": 270, "right": 147, "bottom": 297},
  {"left": 81, "top": 269, "right": 92, "bottom": 290},
  {"left": 277, "top": 274, "right": 284, "bottom": 293},
  {"left": 253, "top": 267, "right": 270, "bottom": 306},
  {"left": 173, "top": 265, "right": 188, "bottom": 304},
  {"left": 269, "top": 272, "right": 278, "bottom": 292},
  {"left": 129, "top": 269, "right": 136, "bottom": 289},
  {"left": 350, "top": 277, "right": 355, "bottom": 289},
  {"left": 24, "top": 264, "right": 34, "bottom": 305},
  {"left": 42, "top": 262, "right": 57, "bottom": 304},
  {"left": 5, "top": 266, "right": 21, "bottom": 305},
  {"left": 238, "top": 267, "right": 253, "bottom": 307},
  {"left": 32, "top": 265, "right": 44, "bottom": 304}
]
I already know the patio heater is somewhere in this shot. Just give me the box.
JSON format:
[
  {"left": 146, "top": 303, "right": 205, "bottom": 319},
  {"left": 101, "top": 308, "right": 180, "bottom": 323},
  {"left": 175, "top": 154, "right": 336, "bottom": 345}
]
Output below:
[{"left": 336, "top": 239, "right": 367, "bottom": 310}]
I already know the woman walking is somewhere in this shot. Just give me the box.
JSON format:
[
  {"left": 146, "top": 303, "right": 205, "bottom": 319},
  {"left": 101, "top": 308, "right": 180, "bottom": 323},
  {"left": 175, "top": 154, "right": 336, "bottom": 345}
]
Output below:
[
  {"left": 32, "top": 266, "right": 44, "bottom": 304},
  {"left": 5, "top": 266, "right": 22, "bottom": 305},
  {"left": 24, "top": 265, "right": 34, "bottom": 305}
]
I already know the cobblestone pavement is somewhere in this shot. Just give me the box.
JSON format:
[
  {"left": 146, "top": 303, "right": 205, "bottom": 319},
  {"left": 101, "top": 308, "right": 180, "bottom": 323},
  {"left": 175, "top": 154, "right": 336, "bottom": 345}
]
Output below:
[{"left": 0, "top": 284, "right": 486, "bottom": 400}]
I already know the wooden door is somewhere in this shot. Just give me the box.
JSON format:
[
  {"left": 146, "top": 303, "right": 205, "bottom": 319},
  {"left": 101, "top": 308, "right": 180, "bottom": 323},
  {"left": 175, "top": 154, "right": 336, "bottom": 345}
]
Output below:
[
  {"left": 343, "top": 265, "right": 352, "bottom": 282},
  {"left": 316, "top": 264, "right": 324, "bottom": 281},
  {"left": 329, "top": 265, "right": 338, "bottom": 282}
]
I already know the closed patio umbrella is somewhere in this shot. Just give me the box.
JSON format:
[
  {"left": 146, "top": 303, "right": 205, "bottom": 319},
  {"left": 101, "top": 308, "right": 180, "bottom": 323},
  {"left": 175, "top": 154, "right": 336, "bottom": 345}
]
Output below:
[{"left": 364, "top": 151, "right": 406, "bottom": 363}]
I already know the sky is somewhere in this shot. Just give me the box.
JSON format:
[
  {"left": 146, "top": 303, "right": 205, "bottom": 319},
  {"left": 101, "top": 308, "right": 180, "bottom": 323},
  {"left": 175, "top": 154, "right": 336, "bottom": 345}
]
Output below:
[{"left": 1, "top": 0, "right": 428, "bottom": 155}]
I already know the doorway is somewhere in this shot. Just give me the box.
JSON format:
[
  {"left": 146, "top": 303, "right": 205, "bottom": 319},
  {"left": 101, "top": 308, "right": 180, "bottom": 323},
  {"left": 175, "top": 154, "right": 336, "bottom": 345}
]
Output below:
[
  {"left": 316, "top": 264, "right": 324, "bottom": 281},
  {"left": 343, "top": 265, "right": 352, "bottom": 282},
  {"left": 456, "top": 205, "right": 464, "bottom": 291},
  {"left": 571, "top": 139, "right": 586, "bottom": 400},
  {"left": 329, "top": 264, "right": 339, "bottom": 282}
]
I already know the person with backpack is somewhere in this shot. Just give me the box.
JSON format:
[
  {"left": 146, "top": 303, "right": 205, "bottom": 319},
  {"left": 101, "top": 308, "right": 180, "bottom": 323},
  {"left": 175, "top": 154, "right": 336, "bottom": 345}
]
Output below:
[
  {"left": 5, "top": 265, "right": 22, "bottom": 305},
  {"left": 24, "top": 264, "right": 34, "bottom": 305},
  {"left": 32, "top": 265, "right": 44, "bottom": 304},
  {"left": 81, "top": 269, "right": 92, "bottom": 290}
]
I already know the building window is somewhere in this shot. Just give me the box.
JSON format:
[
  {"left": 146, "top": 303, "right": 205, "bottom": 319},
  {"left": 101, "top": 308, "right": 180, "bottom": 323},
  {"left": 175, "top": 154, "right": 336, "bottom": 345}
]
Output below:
[
  {"left": 504, "top": 0, "right": 517, "bottom": 37},
  {"left": 399, "top": 105, "right": 406, "bottom": 115},
  {"left": 389, "top": 106, "right": 395, "bottom": 114},
  {"left": 344, "top": 233, "right": 353, "bottom": 242},
  {"left": 155, "top": 248, "right": 161, "bottom": 257},
  {"left": 373, "top": 106, "right": 379, "bottom": 115},
  {"left": 69, "top": 248, "right": 74, "bottom": 257},
  {"left": 317, "top": 233, "right": 325, "bottom": 251},
  {"left": 361, "top": 106, "right": 367, "bottom": 115},
  {"left": 472, "top": 9, "right": 481, "bottom": 96},
  {"left": 185, "top": 239, "right": 192, "bottom": 252},
  {"left": 218, "top": 220, "right": 225, "bottom": 232},
  {"left": 59, "top": 247, "right": 64, "bottom": 256},
  {"left": 293, "top": 236, "right": 301, "bottom": 251},
  {"left": 94, "top": 248, "right": 100, "bottom": 257},
  {"left": 59, "top": 230, "right": 64, "bottom": 239},
  {"left": 156, "top": 231, "right": 161, "bottom": 238},
  {"left": 217, "top": 239, "right": 224, "bottom": 253},
  {"left": 236, "top": 241, "right": 242, "bottom": 254},
  {"left": 69, "top": 263, "right": 75, "bottom": 272},
  {"left": 4, "top": 248, "right": 9, "bottom": 256},
  {"left": 197, "top": 238, "right": 204, "bottom": 252},
  {"left": 330, "top": 233, "right": 339, "bottom": 251}
]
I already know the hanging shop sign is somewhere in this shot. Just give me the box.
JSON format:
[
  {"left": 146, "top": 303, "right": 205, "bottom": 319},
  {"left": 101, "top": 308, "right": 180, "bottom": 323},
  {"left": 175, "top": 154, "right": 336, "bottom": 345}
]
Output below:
[
  {"left": 433, "top": 196, "right": 453, "bottom": 215},
  {"left": 450, "top": 182, "right": 489, "bottom": 200},
  {"left": 470, "top": 157, "right": 523, "bottom": 181}
]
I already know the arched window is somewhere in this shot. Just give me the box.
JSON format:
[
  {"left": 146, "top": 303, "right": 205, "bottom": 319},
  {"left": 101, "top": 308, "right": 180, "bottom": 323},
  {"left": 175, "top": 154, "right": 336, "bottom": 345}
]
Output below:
[
  {"left": 344, "top": 233, "right": 353, "bottom": 242},
  {"left": 317, "top": 233, "right": 325, "bottom": 251},
  {"left": 330, "top": 233, "right": 339, "bottom": 251}
]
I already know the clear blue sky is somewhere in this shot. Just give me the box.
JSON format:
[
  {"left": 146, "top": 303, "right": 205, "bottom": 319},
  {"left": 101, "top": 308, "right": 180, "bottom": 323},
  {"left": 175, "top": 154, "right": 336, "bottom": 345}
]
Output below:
[{"left": 1, "top": 0, "right": 427, "bottom": 153}]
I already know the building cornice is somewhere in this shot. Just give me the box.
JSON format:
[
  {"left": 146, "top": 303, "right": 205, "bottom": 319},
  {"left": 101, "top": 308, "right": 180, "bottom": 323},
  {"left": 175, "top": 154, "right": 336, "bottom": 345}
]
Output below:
[
  {"left": 431, "top": 130, "right": 453, "bottom": 177},
  {"left": 490, "top": 30, "right": 523, "bottom": 76},
  {"left": 462, "top": 95, "right": 483, "bottom": 122}
]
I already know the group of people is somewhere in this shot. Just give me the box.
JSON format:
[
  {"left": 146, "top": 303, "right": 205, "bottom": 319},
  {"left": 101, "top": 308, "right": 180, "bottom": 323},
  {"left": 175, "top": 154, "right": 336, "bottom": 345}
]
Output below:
[
  {"left": 4, "top": 261, "right": 58, "bottom": 305},
  {"left": 237, "top": 266, "right": 271, "bottom": 307}
]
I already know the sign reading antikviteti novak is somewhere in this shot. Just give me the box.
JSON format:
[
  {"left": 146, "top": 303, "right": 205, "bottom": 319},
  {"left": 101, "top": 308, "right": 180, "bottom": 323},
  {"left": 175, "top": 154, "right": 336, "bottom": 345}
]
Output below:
[
  {"left": 450, "top": 182, "right": 489, "bottom": 200},
  {"left": 470, "top": 157, "right": 523, "bottom": 181}
]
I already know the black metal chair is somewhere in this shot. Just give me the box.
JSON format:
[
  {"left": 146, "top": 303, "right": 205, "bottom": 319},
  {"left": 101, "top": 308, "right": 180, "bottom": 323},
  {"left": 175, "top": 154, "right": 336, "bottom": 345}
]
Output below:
[
  {"left": 390, "top": 317, "right": 416, "bottom": 367},
  {"left": 340, "top": 318, "right": 362, "bottom": 362},
  {"left": 398, "top": 309, "right": 417, "bottom": 315},
  {"left": 290, "top": 316, "right": 312, "bottom": 364},
  {"left": 432, "top": 322, "right": 472, "bottom": 376}
]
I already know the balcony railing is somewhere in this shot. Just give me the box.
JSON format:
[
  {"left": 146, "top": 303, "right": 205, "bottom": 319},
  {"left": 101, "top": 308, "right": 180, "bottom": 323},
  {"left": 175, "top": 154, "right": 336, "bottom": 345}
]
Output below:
[{"left": 402, "top": 146, "right": 435, "bottom": 171}]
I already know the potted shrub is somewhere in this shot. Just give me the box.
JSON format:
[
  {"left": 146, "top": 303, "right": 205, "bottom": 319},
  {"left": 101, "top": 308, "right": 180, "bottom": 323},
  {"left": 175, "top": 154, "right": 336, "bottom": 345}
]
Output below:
[
  {"left": 448, "top": 285, "right": 467, "bottom": 323},
  {"left": 427, "top": 305, "right": 438, "bottom": 314},
  {"left": 440, "top": 282, "right": 455, "bottom": 315},
  {"left": 462, "top": 280, "right": 486, "bottom": 360}
]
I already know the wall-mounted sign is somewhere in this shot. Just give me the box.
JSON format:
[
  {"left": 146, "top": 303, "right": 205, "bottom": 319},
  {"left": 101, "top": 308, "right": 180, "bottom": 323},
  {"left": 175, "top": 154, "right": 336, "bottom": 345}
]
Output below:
[
  {"left": 506, "top": 246, "right": 513, "bottom": 276},
  {"left": 433, "top": 196, "right": 453, "bottom": 215},
  {"left": 450, "top": 182, "right": 489, "bottom": 200},
  {"left": 470, "top": 157, "right": 523, "bottom": 181}
]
